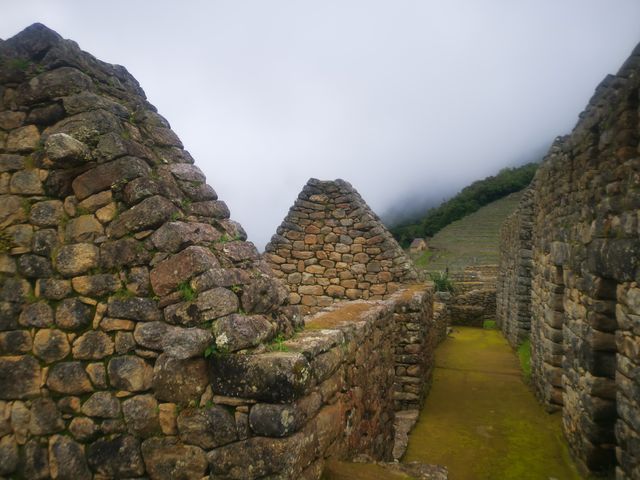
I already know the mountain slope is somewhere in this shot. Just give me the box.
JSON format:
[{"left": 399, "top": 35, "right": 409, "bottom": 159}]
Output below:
[
  {"left": 412, "top": 191, "right": 524, "bottom": 272},
  {"left": 391, "top": 163, "right": 537, "bottom": 247}
]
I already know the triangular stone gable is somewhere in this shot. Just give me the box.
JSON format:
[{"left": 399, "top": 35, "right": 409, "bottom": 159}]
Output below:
[
  {"left": 0, "top": 23, "right": 299, "bottom": 479},
  {"left": 265, "top": 178, "right": 418, "bottom": 313}
]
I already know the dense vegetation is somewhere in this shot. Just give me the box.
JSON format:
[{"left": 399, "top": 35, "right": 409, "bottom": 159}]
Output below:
[{"left": 390, "top": 163, "right": 538, "bottom": 247}]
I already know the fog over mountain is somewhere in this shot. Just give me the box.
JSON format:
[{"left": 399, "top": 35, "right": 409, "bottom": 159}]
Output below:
[{"left": 2, "top": 1, "right": 640, "bottom": 249}]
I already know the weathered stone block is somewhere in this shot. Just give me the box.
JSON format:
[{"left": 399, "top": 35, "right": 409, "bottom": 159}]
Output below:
[
  {"left": 152, "top": 354, "right": 209, "bottom": 404},
  {"left": 161, "top": 326, "right": 212, "bottom": 359},
  {"left": 33, "top": 328, "right": 69, "bottom": 363},
  {"left": 0, "top": 355, "right": 41, "bottom": 399},
  {"left": 87, "top": 434, "right": 145, "bottom": 478},
  {"left": 44, "top": 132, "right": 89, "bottom": 166},
  {"left": 6, "top": 125, "right": 40, "bottom": 152},
  {"left": 30, "top": 199, "right": 64, "bottom": 226},
  {"left": 122, "top": 394, "right": 161, "bottom": 437},
  {"left": 210, "top": 352, "right": 313, "bottom": 402},
  {"left": 71, "top": 156, "right": 150, "bottom": 200},
  {"left": 29, "top": 397, "right": 64, "bottom": 435},
  {"left": 55, "top": 298, "right": 92, "bottom": 330},
  {"left": 54, "top": 243, "right": 99, "bottom": 277},
  {"left": 241, "top": 276, "right": 288, "bottom": 314},
  {"left": 0, "top": 434, "right": 19, "bottom": 476},
  {"left": 108, "top": 356, "right": 153, "bottom": 392},
  {"left": 107, "top": 296, "right": 161, "bottom": 322},
  {"left": 16, "top": 67, "right": 93, "bottom": 105},
  {"left": 177, "top": 405, "right": 237, "bottom": 449},
  {"left": 249, "top": 392, "right": 321, "bottom": 437},
  {"left": 141, "top": 437, "right": 207, "bottom": 480},
  {"left": 48, "top": 434, "right": 91, "bottom": 480},
  {"left": 150, "top": 246, "right": 220, "bottom": 297},
  {"left": 72, "top": 330, "right": 114, "bottom": 359},
  {"left": 107, "top": 194, "right": 180, "bottom": 238},
  {"left": 213, "top": 314, "right": 274, "bottom": 352},
  {"left": 150, "top": 221, "right": 221, "bottom": 253},
  {"left": 47, "top": 361, "right": 93, "bottom": 395},
  {"left": 0, "top": 330, "right": 32, "bottom": 354}
]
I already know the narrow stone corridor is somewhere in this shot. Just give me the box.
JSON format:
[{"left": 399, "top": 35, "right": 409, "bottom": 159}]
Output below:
[{"left": 403, "top": 327, "right": 581, "bottom": 479}]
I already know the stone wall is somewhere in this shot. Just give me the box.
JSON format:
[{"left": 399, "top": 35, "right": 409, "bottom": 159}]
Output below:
[
  {"left": 207, "top": 285, "right": 440, "bottom": 478},
  {"left": 265, "top": 178, "right": 418, "bottom": 314},
  {"left": 446, "top": 266, "right": 497, "bottom": 327},
  {"left": 0, "top": 24, "right": 301, "bottom": 480},
  {"left": 0, "top": 25, "right": 444, "bottom": 480},
  {"left": 392, "top": 284, "right": 446, "bottom": 411},
  {"left": 497, "top": 42, "right": 640, "bottom": 478},
  {"left": 449, "top": 288, "right": 496, "bottom": 327},
  {"left": 496, "top": 188, "right": 533, "bottom": 347}
]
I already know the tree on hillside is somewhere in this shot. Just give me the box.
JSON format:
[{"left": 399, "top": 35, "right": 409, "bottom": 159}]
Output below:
[{"left": 390, "top": 163, "right": 538, "bottom": 247}]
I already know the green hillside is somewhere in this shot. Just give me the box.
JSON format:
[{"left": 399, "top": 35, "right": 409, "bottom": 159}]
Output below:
[
  {"left": 412, "top": 190, "right": 524, "bottom": 273},
  {"left": 391, "top": 163, "right": 537, "bottom": 247}
]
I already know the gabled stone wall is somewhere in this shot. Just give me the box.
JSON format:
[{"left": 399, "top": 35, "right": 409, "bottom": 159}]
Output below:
[
  {"left": 0, "top": 24, "right": 300, "bottom": 479},
  {"left": 496, "top": 188, "right": 533, "bottom": 347},
  {"left": 497, "top": 42, "right": 640, "bottom": 479},
  {"left": 265, "top": 178, "right": 418, "bottom": 314},
  {"left": 0, "top": 24, "right": 444, "bottom": 480}
]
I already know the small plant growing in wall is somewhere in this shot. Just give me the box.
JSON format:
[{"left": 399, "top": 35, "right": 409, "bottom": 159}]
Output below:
[
  {"left": 429, "top": 271, "right": 455, "bottom": 292},
  {"left": 267, "top": 334, "right": 290, "bottom": 352},
  {"left": 177, "top": 281, "right": 197, "bottom": 302},
  {"left": 203, "top": 344, "right": 217, "bottom": 358}
]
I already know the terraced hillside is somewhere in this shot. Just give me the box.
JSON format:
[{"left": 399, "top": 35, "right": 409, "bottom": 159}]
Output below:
[{"left": 412, "top": 190, "right": 524, "bottom": 273}]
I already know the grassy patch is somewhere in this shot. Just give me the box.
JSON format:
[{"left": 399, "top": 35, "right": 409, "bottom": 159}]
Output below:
[
  {"left": 267, "top": 334, "right": 289, "bottom": 352},
  {"left": 429, "top": 271, "right": 455, "bottom": 292},
  {"left": 483, "top": 320, "right": 498, "bottom": 329},
  {"left": 403, "top": 327, "right": 581, "bottom": 480},
  {"left": 178, "top": 281, "right": 197, "bottom": 302},
  {"left": 414, "top": 249, "right": 433, "bottom": 267},
  {"left": 517, "top": 338, "right": 532, "bottom": 383},
  {"left": 113, "top": 288, "right": 135, "bottom": 299},
  {"left": 411, "top": 191, "right": 524, "bottom": 273}
]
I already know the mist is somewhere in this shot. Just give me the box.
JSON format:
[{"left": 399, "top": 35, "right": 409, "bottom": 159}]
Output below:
[{"left": 2, "top": 1, "right": 640, "bottom": 249}]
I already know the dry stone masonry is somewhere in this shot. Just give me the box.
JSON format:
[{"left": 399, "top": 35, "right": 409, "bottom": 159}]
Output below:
[
  {"left": 497, "top": 42, "right": 640, "bottom": 479},
  {"left": 0, "top": 24, "right": 302, "bottom": 479},
  {"left": 206, "top": 285, "right": 443, "bottom": 477},
  {"left": 0, "top": 24, "right": 444, "bottom": 480},
  {"left": 265, "top": 178, "right": 418, "bottom": 314},
  {"left": 447, "top": 266, "right": 498, "bottom": 327},
  {"left": 496, "top": 188, "right": 533, "bottom": 347}
]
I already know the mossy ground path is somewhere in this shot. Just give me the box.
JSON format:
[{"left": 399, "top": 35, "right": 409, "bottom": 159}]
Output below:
[{"left": 403, "top": 327, "right": 582, "bottom": 480}]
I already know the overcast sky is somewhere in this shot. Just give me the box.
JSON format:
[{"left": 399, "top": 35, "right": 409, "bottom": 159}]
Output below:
[{"left": 2, "top": 1, "right": 640, "bottom": 249}]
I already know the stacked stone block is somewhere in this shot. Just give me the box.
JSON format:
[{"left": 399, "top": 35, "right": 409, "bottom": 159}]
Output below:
[
  {"left": 498, "top": 42, "right": 640, "bottom": 478},
  {"left": 265, "top": 178, "right": 418, "bottom": 314},
  {"left": 206, "top": 285, "right": 437, "bottom": 478},
  {"left": 0, "top": 24, "right": 302, "bottom": 479},
  {"left": 0, "top": 24, "right": 448, "bottom": 480},
  {"left": 496, "top": 187, "right": 533, "bottom": 347},
  {"left": 449, "top": 287, "right": 496, "bottom": 327},
  {"left": 443, "top": 265, "right": 497, "bottom": 327},
  {"left": 392, "top": 285, "right": 445, "bottom": 411}
]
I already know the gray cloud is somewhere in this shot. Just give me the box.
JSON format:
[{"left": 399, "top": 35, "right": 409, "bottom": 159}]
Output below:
[{"left": 2, "top": 1, "right": 640, "bottom": 248}]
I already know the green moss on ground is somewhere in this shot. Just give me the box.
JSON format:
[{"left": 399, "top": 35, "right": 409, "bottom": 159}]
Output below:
[
  {"left": 414, "top": 249, "right": 433, "bottom": 267},
  {"left": 482, "top": 320, "right": 497, "bottom": 329},
  {"left": 517, "top": 338, "right": 532, "bottom": 383},
  {"left": 322, "top": 461, "right": 414, "bottom": 480},
  {"left": 402, "top": 327, "right": 582, "bottom": 480}
]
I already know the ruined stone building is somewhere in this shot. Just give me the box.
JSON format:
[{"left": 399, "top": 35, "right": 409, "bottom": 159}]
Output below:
[
  {"left": 497, "top": 43, "right": 640, "bottom": 479},
  {"left": 265, "top": 178, "right": 418, "bottom": 314},
  {"left": 496, "top": 187, "right": 534, "bottom": 347},
  {"left": 0, "top": 24, "right": 443, "bottom": 479}
]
